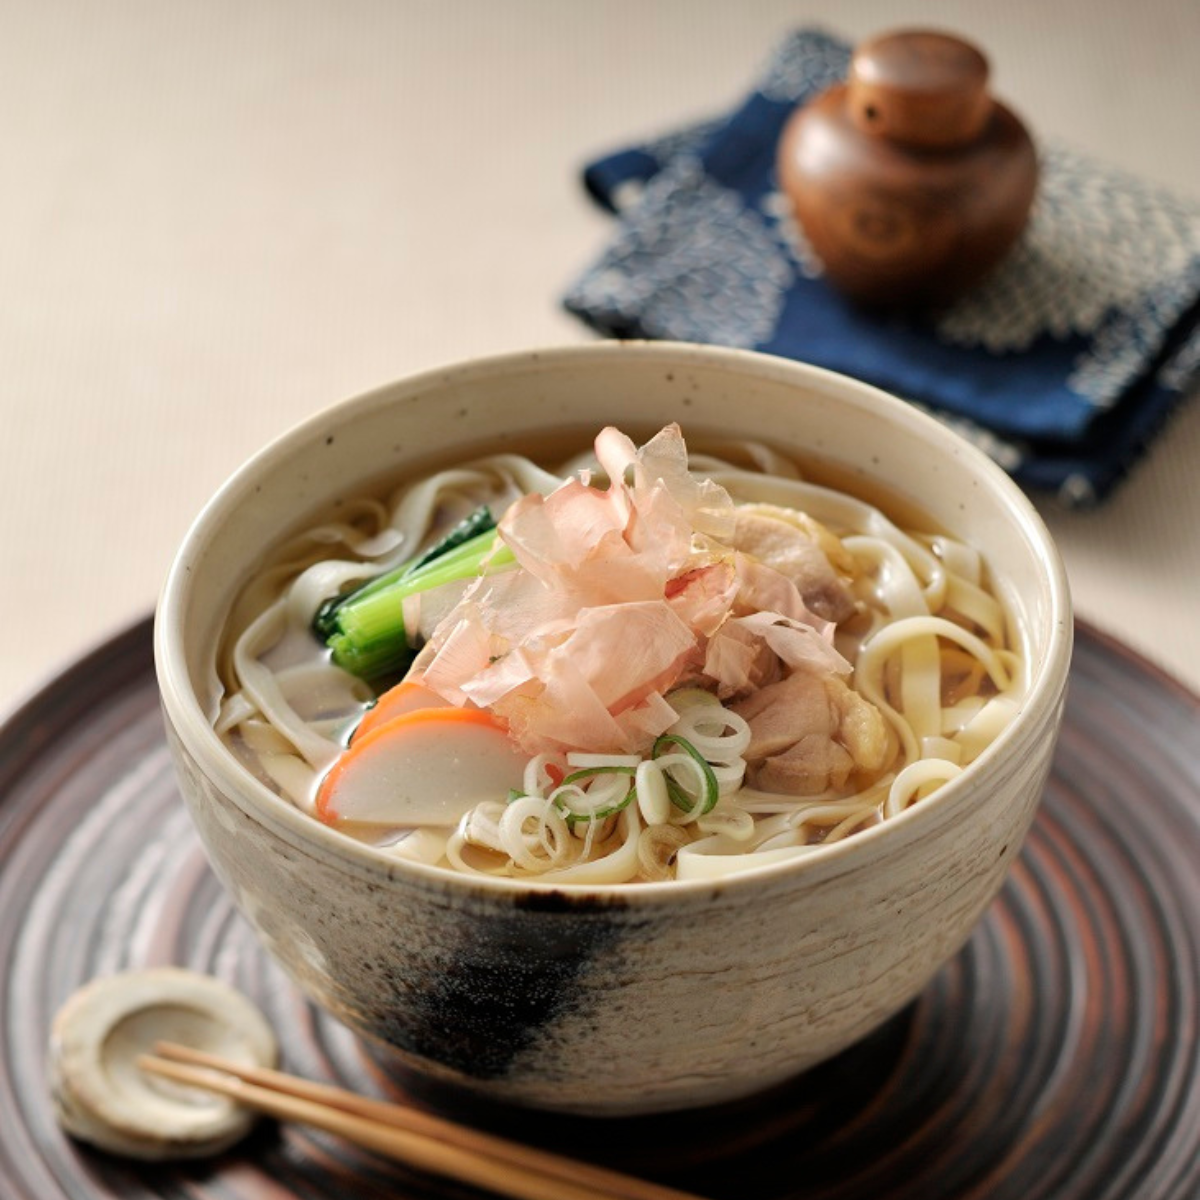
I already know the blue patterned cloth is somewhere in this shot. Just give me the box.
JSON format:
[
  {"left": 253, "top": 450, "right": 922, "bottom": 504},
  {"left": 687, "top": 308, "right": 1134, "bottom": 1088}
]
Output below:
[{"left": 564, "top": 29, "right": 1200, "bottom": 506}]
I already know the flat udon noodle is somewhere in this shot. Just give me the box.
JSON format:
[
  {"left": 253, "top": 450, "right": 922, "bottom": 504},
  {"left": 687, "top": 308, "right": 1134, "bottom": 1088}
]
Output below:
[
  {"left": 216, "top": 442, "right": 1025, "bottom": 880},
  {"left": 215, "top": 455, "right": 562, "bottom": 811}
]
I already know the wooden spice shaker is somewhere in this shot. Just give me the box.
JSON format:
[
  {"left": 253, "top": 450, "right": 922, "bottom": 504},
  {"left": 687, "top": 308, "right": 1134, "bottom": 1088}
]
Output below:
[{"left": 776, "top": 29, "right": 1038, "bottom": 308}]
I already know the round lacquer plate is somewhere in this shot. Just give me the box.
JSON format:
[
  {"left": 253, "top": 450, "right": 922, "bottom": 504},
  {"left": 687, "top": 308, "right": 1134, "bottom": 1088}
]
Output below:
[{"left": 0, "top": 618, "right": 1196, "bottom": 1199}]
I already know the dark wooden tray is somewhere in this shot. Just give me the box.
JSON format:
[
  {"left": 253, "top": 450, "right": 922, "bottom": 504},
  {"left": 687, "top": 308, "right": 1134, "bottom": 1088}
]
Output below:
[{"left": 1, "top": 618, "right": 1196, "bottom": 1199}]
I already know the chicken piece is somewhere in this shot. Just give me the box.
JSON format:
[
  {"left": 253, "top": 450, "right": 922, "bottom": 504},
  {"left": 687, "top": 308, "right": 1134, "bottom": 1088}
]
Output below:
[
  {"left": 734, "top": 670, "right": 834, "bottom": 760},
  {"left": 732, "top": 670, "right": 891, "bottom": 795},
  {"left": 755, "top": 734, "right": 857, "bottom": 796},
  {"left": 728, "top": 505, "right": 857, "bottom": 623}
]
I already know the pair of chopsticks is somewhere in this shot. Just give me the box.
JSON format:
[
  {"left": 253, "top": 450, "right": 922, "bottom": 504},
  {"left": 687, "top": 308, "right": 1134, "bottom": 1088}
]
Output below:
[{"left": 139, "top": 1043, "right": 708, "bottom": 1200}]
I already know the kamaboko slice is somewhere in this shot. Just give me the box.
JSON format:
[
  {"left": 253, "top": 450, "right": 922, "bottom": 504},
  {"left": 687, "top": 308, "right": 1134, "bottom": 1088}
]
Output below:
[{"left": 317, "top": 707, "right": 526, "bottom": 827}]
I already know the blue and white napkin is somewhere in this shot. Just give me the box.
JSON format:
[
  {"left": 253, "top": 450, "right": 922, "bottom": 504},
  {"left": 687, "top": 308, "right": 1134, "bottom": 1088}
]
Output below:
[{"left": 564, "top": 29, "right": 1200, "bottom": 506}]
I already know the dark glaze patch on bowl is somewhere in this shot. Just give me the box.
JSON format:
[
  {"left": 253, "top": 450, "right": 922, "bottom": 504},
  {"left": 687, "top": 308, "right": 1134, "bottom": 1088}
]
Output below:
[
  {"left": 359, "top": 905, "right": 626, "bottom": 1081},
  {"left": 513, "top": 887, "right": 631, "bottom": 914}
]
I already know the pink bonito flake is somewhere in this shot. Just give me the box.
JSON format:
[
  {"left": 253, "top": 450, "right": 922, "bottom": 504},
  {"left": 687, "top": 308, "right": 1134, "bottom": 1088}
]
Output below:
[{"left": 416, "top": 425, "right": 845, "bottom": 755}]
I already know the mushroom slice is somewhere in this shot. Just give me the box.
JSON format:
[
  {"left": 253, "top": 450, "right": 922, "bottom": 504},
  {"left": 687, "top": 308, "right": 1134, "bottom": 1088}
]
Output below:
[{"left": 49, "top": 968, "right": 278, "bottom": 1160}]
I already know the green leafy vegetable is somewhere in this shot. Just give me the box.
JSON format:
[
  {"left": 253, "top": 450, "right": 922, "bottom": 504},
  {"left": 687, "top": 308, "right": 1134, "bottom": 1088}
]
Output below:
[
  {"left": 314, "top": 507, "right": 514, "bottom": 681},
  {"left": 313, "top": 506, "right": 498, "bottom": 639}
]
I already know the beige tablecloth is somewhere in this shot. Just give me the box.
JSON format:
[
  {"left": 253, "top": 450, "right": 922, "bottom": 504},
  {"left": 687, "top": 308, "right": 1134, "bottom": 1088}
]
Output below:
[{"left": 2, "top": 0, "right": 1198, "bottom": 712}]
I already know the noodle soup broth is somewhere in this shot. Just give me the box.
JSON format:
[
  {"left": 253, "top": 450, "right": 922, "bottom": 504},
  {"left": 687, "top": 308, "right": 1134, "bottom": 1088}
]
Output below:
[{"left": 215, "top": 426, "right": 1028, "bottom": 887}]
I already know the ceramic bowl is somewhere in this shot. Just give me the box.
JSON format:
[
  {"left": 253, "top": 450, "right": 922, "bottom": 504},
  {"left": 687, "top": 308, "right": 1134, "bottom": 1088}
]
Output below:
[{"left": 154, "top": 342, "right": 1072, "bottom": 1115}]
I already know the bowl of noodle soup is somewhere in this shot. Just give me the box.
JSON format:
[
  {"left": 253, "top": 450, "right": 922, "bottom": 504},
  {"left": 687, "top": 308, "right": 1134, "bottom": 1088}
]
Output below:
[{"left": 155, "top": 342, "right": 1072, "bottom": 1115}]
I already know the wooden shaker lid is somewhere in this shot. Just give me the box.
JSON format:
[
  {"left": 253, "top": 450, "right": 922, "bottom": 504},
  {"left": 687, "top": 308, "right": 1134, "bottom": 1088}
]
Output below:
[{"left": 849, "top": 30, "right": 992, "bottom": 148}]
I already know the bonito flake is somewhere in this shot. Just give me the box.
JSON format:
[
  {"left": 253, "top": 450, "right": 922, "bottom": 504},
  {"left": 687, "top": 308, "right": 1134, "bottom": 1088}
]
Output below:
[{"left": 415, "top": 425, "right": 846, "bottom": 754}]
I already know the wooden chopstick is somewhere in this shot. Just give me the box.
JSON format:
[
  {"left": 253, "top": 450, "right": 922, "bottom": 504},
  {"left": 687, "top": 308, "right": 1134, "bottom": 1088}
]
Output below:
[{"left": 140, "top": 1042, "right": 707, "bottom": 1200}]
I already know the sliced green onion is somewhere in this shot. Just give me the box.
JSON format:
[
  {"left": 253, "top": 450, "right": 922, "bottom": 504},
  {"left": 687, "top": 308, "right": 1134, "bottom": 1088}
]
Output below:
[
  {"left": 561, "top": 766, "right": 637, "bottom": 786},
  {"left": 651, "top": 734, "right": 720, "bottom": 815},
  {"left": 552, "top": 766, "right": 636, "bottom": 826}
]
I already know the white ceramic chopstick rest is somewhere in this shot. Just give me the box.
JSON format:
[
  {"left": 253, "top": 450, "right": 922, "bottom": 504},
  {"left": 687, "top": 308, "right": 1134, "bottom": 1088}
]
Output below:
[{"left": 49, "top": 968, "right": 278, "bottom": 1160}]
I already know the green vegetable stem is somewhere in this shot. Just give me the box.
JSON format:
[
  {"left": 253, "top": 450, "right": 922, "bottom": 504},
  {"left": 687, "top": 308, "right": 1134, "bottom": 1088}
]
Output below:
[{"left": 313, "top": 507, "right": 513, "bottom": 681}]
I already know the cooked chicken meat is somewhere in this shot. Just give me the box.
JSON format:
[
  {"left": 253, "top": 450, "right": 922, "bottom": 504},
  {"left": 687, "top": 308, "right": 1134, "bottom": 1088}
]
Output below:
[
  {"left": 732, "top": 669, "right": 891, "bottom": 794},
  {"left": 728, "top": 504, "right": 858, "bottom": 623}
]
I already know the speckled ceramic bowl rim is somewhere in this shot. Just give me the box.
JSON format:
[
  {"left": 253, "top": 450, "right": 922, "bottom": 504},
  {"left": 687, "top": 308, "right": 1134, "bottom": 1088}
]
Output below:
[{"left": 155, "top": 341, "right": 1072, "bottom": 903}]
